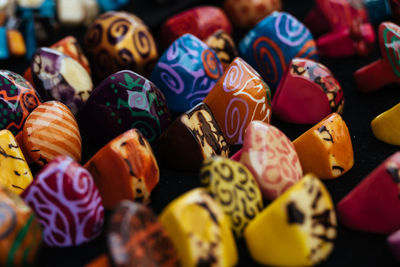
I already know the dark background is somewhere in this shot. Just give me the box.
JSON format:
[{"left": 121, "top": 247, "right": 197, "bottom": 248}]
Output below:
[{"left": 2, "top": 0, "right": 400, "bottom": 266}]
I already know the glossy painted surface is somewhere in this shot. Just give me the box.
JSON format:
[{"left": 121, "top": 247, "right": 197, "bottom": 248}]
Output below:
[
  {"left": 151, "top": 34, "right": 223, "bottom": 113},
  {"left": 293, "top": 113, "right": 354, "bottom": 179},
  {"left": 159, "top": 188, "right": 238, "bottom": 267},
  {"left": 245, "top": 174, "right": 337, "bottom": 266},
  {"left": 240, "top": 121, "right": 302, "bottom": 200},
  {"left": 371, "top": 102, "right": 400, "bottom": 145},
  {"left": 31, "top": 47, "right": 93, "bottom": 115},
  {"left": 204, "top": 57, "right": 271, "bottom": 145},
  {"left": 160, "top": 6, "right": 232, "bottom": 47},
  {"left": 80, "top": 70, "right": 171, "bottom": 145},
  {"left": 239, "top": 11, "right": 318, "bottom": 89},
  {"left": 337, "top": 152, "right": 400, "bottom": 233},
  {"left": 0, "top": 69, "right": 41, "bottom": 135},
  {"left": 205, "top": 30, "right": 238, "bottom": 71},
  {"left": 85, "top": 129, "right": 159, "bottom": 209},
  {"left": 157, "top": 102, "right": 229, "bottom": 171},
  {"left": 0, "top": 130, "right": 33, "bottom": 195},
  {"left": 51, "top": 35, "right": 91, "bottom": 74},
  {"left": 223, "top": 0, "right": 282, "bottom": 28},
  {"left": 200, "top": 156, "right": 263, "bottom": 237},
  {"left": 0, "top": 184, "right": 42, "bottom": 266},
  {"left": 24, "top": 35, "right": 92, "bottom": 89},
  {"left": 85, "top": 11, "right": 158, "bottom": 81},
  {"left": 22, "top": 101, "right": 82, "bottom": 166},
  {"left": 21, "top": 155, "right": 104, "bottom": 247},
  {"left": 272, "top": 58, "right": 344, "bottom": 124},
  {"left": 107, "top": 201, "right": 178, "bottom": 267}
]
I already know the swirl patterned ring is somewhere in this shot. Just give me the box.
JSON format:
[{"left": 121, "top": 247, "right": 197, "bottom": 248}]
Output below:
[
  {"left": 158, "top": 62, "right": 184, "bottom": 95},
  {"left": 202, "top": 49, "right": 221, "bottom": 80},
  {"left": 225, "top": 97, "right": 249, "bottom": 141},
  {"left": 117, "top": 48, "right": 136, "bottom": 69},
  {"left": 242, "top": 200, "right": 258, "bottom": 220},
  {"left": 215, "top": 163, "right": 234, "bottom": 182},
  {"left": 0, "top": 203, "right": 17, "bottom": 239},
  {"left": 71, "top": 169, "right": 91, "bottom": 197},
  {"left": 107, "top": 18, "right": 131, "bottom": 45},
  {"left": 246, "top": 186, "right": 257, "bottom": 201},
  {"left": 234, "top": 182, "right": 253, "bottom": 203},
  {"left": 223, "top": 61, "right": 243, "bottom": 93},
  {"left": 253, "top": 36, "right": 286, "bottom": 85},
  {"left": 275, "top": 13, "right": 309, "bottom": 46},
  {"left": 231, "top": 212, "right": 243, "bottom": 228},
  {"left": 133, "top": 28, "right": 151, "bottom": 58},
  {"left": 85, "top": 24, "right": 103, "bottom": 48},
  {"left": 128, "top": 91, "right": 149, "bottom": 110},
  {"left": 237, "top": 166, "right": 249, "bottom": 185},
  {"left": 22, "top": 158, "right": 104, "bottom": 247},
  {"left": 216, "top": 185, "right": 234, "bottom": 207}
]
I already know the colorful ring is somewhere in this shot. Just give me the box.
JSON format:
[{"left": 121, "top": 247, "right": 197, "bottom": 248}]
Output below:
[
  {"left": 272, "top": 58, "right": 344, "bottom": 124},
  {"left": 238, "top": 11, "right": 318, "bottom": 89},
  {"left": 151, "top": 34, "right": 223, "bottom": 113},
  {"left": 80, "top": 70, "right": 171, "bottom": 145}
]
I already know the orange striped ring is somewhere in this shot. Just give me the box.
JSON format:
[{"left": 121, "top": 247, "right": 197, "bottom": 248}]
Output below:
[{"left": 23, "top": 101, "right": 82, "bottom": 166}]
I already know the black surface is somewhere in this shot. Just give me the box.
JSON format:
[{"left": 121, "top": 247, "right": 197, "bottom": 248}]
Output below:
[{"left": 2, "top": 0, "right": 400, "bottom": 266}]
